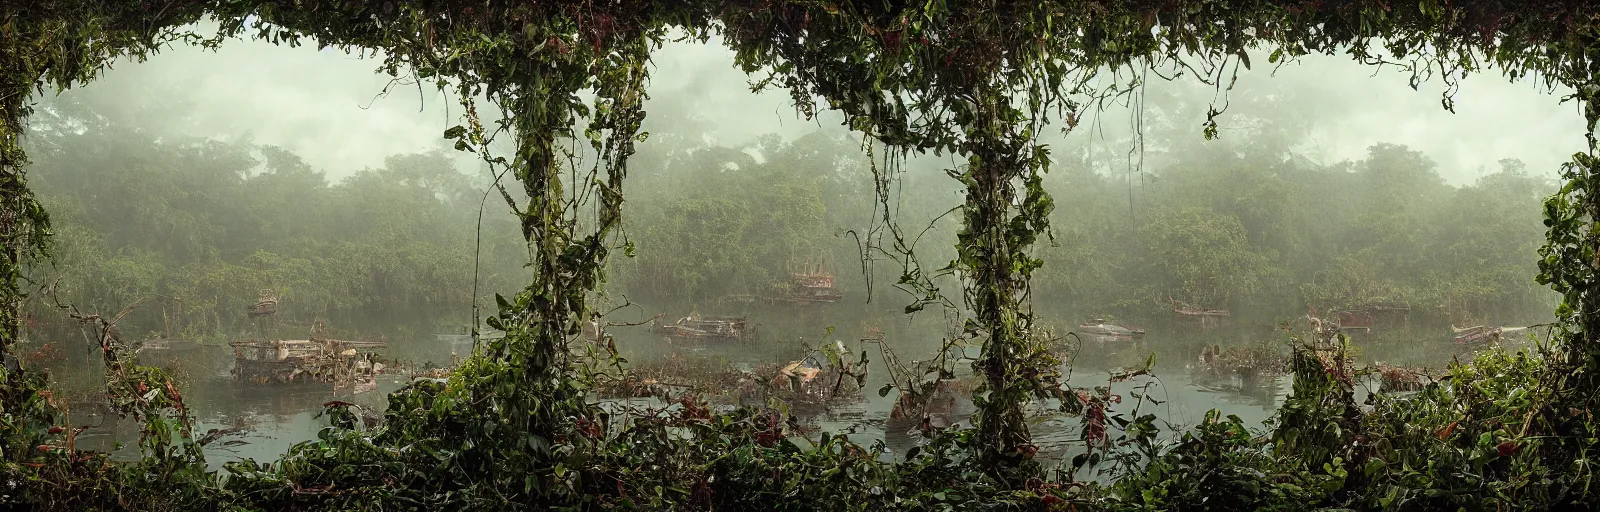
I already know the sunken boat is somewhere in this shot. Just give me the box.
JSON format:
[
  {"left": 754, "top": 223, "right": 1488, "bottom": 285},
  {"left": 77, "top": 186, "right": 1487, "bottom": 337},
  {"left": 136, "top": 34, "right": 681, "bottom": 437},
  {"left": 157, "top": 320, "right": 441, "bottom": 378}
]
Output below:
[
  {"left": 1452, "top": 325, "right": 1502, "bottom": 345},
  {"left": 1076, "top": 320, "right": 1145, "bottom": 342},
  {"left": 1171, "top": 298, "right": 1230, "bottom": 328},
  {"left": 773, "top": 253, "right": 843, "bottom": 304},
  {"left": 230, "top": 336, "right": 387, "bottom": 388},
  {"left": 651, "top": 313, "right": 756, "bottom": 342},
  {"left": 780, "top": 271, "right": 844, "bottom": 304}
]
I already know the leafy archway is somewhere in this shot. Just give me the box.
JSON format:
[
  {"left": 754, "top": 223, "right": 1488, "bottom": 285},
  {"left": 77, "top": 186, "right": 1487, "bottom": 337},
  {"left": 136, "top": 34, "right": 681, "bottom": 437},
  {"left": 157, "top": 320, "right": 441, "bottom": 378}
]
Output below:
[{"left": 5, "top": 1, "right": 1600, "bottom": 509}]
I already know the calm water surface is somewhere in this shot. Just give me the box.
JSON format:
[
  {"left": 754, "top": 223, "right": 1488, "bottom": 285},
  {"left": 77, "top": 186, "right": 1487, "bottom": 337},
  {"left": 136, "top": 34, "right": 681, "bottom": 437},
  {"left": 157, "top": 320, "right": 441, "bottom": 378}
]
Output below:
[{"left": 63, "top": 299, "right": 1540, "bottom": 471}]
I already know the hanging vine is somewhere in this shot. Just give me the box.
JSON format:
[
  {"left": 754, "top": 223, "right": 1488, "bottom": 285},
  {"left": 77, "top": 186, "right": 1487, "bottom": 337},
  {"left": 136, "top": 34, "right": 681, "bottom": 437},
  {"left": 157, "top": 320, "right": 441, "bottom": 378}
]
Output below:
[{"left": 5, "top": 0, "right": 1600, "bottom": 510}]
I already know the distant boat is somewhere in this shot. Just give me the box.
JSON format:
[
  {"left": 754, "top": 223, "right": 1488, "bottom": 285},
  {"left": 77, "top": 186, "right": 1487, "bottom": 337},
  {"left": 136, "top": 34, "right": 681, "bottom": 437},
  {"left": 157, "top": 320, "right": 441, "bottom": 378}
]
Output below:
[
  {"left": 1170, "top": 298, "right": 1229, "bottom": 328},
  {"left": 651, "top": 313, "right": 756, "bottom": 341},
  {"left": 1336, "top": 310, "right": 1375, "bottom": 333},
  {"left": 246, "top": 289, "right": 279, "bottom": 318},
  {"left": 229, "top": 337, "right": 386, "bottom": 385},
  {"left": 775, "top": 252, "right": 843, "bottom": 304},
  {"left": 1451, "top": 325, "right": 1501, "bottom": 345},
  {"left": 1076, "top": 322, "right": 1145, "bottom": 337}
]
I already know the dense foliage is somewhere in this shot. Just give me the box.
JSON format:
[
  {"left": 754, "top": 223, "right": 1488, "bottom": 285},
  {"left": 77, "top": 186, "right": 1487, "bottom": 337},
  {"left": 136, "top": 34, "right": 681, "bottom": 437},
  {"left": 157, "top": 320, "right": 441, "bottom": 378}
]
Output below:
[
  {"left": 1035, "top": 140, "right": 1555, "bottom": 322},
  {"left": 19, "top": 93, "right": 529, "bottom": 344},
  {"left": 4, "top": 0, "right": 1600, "bottom": 511},
  {"left": 614, "top": 105, "right": 1554, "bottom": 325}
]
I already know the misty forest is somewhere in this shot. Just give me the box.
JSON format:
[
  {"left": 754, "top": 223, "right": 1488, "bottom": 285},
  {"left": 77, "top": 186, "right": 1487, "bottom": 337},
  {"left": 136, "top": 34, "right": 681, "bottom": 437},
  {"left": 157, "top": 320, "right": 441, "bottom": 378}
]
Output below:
[{"left": 5, "top": 2, "right": 1600, "bottom": 511}]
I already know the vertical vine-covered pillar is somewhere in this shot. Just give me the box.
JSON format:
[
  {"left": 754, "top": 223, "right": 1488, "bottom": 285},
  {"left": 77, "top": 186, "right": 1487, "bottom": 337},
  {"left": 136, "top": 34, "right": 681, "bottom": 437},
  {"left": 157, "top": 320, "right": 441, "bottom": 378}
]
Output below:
[
  {"left": 1537, "top": 28, "right": 1600, "bottom": 433},
  {"left": 0, "top": 50, "right": 56, "bottom": 465},
  {"left": 1541, "top": 69, "right": 1600, "bottom": 402},
  {"left": 0, "top": 50, "right": 50, "bottom": 371},
  {"left": 475, "top": 30, "right": 651, "bottom": 438},
  {"left": 0, "top": 80, "right": 31, "bottom": 361},
  {"left": 959, "top": 83, "right": 1056, "bottom": 479}
]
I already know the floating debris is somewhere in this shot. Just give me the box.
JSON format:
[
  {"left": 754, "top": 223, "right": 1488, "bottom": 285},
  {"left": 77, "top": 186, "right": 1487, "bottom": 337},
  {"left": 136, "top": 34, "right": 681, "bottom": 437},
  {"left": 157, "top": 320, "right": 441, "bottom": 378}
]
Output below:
[
  {"left": 650, "top": 312, "right": 756, "bottom": 342},
  {"left": 134, "top": 338, "right": 204, "bottom": 353},
  {"left": 596, "top": 352, "right": 865, "bottom": 417},
  {"left": 887, "top": 377, "right": 979, "bottom": 437},
  {"left": 1197, "top": 344, "right": 1287, "bottom": 387}
]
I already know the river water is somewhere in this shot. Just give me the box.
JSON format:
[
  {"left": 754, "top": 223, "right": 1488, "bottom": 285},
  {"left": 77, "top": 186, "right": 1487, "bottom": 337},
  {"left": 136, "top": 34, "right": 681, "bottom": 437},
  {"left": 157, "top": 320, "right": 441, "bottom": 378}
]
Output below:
[{"left": 51, "top": 298, "right": 1539, "bottom": 473}]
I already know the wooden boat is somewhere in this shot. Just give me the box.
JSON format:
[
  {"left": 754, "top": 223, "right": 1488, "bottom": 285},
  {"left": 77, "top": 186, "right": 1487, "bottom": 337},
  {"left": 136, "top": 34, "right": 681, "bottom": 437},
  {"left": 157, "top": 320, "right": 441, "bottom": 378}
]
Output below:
[
  {"left": 782, "top": 272, "right": 844, "bottom": 303},
  {"left": 1170, "top": 298, "right": 1229, "bottom": 318},
  {"left": 1336, "top": 310, "right": 1375, "bottom": 333},
  {"left": 246, "top": 289, "right": 279, "bottom": 318},
  {"left": 1076, "top": 322, "right": 1145, "bottom": 338},
  {"left": 1171, "top": 298, "right": 1229, "bottom": 328},
  {"left": 230, "top": 337, "right": 387, "bottom": 385},
  {"left": 1451, "top": 325, "right": 1501, "bottom": 345},
  {"left": 774, "top": 253, "right": 843, "bottom": 304},
  {"left": 651, "top": 313, "right": 755, "bottom": 341},
  {"left": 1173, "top": 305, "right": 1230, "bottom": 317}
]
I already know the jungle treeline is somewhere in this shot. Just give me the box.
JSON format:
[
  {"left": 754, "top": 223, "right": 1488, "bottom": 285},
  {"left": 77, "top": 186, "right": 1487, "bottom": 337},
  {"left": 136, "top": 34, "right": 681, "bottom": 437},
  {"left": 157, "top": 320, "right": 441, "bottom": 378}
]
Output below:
[
  {"left": 616, "top": 87, "right": 1555, "bottom": 325},
  {"left": 18, "top": 92, "right": 533, "bottom": 343},
  {"left": 19, "top": 84, "right": 1553, "bottom": 345}
]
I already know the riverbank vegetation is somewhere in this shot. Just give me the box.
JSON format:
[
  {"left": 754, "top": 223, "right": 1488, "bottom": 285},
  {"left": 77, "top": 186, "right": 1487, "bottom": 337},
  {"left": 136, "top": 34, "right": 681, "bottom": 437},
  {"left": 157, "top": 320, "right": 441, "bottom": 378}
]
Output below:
[
  {"left": 21, "top": 93, "right": 1552, "bottom": 345},
  {"left": 4, "top": 1, "right": 1600, "bottom": 511}
]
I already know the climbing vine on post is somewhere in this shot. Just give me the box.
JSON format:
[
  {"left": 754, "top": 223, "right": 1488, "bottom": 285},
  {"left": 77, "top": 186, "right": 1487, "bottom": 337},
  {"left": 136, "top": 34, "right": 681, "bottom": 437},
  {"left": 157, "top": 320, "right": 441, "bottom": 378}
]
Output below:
[
  {"left": 1538, "top": 60, "right": 1600, "bottom": 431},
  {"left": 12, "top": 0, "right": 1600, "bottom": 509},
  {"left": 955, "top": 82, "right": 1060, "bottom": 477},
  {"left": 0, "top": 3, "right": 207, "bottom": 480}
]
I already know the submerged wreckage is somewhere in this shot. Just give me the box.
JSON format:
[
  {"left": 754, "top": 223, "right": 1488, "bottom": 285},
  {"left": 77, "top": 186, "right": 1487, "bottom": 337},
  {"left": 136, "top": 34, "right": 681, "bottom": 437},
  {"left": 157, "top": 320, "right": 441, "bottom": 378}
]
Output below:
[
  {"left": 1076, "top": 320, "right": 1145, "bottom": 342},
  {"left": 1451, "top": 324, "right": 1532, "bottom": 345},
  {"left": 229, "top": 337, "right": 387, "bottom": 390},
  {"left": 1170, "top": 298, "right": 1229, "bottom": 327},
  {"left": 597, "top": 348, "right": 866, "bottom": 418},
  {"left": 231, "top": 293, "right": 387, "bottom": 392},
  {"left": 651, "top": 312, "right": 757, "bottom": 342}
]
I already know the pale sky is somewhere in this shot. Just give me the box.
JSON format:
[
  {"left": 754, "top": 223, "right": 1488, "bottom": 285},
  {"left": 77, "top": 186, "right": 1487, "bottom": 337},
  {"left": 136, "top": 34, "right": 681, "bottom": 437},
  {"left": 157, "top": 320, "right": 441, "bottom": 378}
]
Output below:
[{"left": 50, "top": 34, "right": 1587, "bottom": 185}]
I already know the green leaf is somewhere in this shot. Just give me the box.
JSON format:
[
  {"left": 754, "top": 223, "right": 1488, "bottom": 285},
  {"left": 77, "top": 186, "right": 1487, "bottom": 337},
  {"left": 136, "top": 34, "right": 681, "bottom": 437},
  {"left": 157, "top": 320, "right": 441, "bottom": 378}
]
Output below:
[{"left": 1364, "top": 458, "right": 1387, "bottom": 477}]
